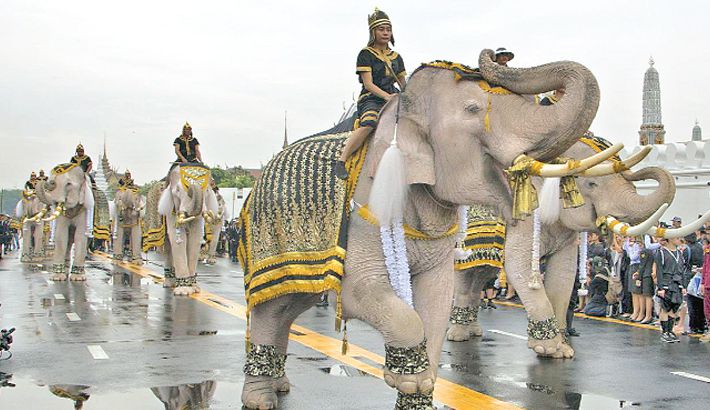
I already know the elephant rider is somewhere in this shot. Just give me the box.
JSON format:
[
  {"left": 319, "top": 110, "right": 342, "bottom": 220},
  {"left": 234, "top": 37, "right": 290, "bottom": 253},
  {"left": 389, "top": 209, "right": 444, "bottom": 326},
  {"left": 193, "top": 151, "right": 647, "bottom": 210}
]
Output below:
[
  {"left": 24, "top": 171, "right": 38, "bottom": 190},
  {"left": 335, "top": 7, "right": 406, "bottom": 180},
  {"left": 71, "top": 143, "right": 93, "bottom": 174},
  {"left": 173, "top": 122, "right": 202, "bottom": 165},
  {"left": 118, "top": 170, "right": 135, "bottom": 188},
  {"left": 494, "top": 47, "right": 514, "bottom": 66},
  {"left": 38, "top": 169, "right": 48, "bottom": 182}
]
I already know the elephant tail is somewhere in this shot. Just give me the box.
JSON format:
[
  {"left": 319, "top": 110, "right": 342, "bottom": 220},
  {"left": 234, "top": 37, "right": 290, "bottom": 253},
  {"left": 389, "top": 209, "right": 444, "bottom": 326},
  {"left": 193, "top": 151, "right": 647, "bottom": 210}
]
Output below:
[{"left": 539, "top": 177, "right": 561, "bottom": 225}]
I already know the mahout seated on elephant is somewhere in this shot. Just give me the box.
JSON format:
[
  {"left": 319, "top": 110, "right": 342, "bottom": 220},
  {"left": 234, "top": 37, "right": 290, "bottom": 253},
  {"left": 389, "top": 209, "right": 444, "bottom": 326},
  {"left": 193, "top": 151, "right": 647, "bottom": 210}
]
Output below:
[
  {"left": 35, "top": 163, "right": 94, "bottom": 281},
  {"left": 156, "top": 162, "right": 219, "bottom": 296},
  {"left": 237, "top": 49, "right": 614, "bottom": 409},
  {"left": 16, "top": 189, "right": 47, "bottom": 262}
]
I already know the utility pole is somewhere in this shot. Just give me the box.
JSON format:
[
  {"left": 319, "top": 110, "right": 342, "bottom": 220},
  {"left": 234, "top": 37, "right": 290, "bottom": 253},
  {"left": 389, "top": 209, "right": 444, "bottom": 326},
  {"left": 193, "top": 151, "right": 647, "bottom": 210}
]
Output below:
[{"left": 0, "top": 188, "right": 4, "bottom": 213}]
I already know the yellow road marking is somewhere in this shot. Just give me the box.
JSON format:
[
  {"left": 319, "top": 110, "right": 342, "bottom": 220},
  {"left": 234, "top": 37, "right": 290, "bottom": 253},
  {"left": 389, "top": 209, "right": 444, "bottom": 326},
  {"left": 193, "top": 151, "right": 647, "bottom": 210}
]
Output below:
[
  {"left": 93, "top": 252, "right": 522, "bottom": 410},
  {"left": 494, "top": 300, "right": 702, "bottom": 339}
]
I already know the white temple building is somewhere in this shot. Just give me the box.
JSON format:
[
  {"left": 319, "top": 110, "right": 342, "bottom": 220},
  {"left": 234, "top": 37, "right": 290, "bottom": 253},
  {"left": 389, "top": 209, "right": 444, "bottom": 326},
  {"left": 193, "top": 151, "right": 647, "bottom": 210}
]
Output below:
[{"left": 621, "top": 58, "right": 708, "bottom": 222}]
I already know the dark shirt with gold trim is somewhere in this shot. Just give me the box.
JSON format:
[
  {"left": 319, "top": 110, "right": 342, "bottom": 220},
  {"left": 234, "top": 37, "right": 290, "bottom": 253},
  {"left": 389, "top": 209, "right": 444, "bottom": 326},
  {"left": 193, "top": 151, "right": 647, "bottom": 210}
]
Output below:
[
  {"left": 70, "top": 155, "right": 93, "bottom": 172},
  {"left": 174, "top": 137, "right": 200, "bottom": 162},
  {"left": 356, "top": 47, "right": 406, "bottom": 97}
]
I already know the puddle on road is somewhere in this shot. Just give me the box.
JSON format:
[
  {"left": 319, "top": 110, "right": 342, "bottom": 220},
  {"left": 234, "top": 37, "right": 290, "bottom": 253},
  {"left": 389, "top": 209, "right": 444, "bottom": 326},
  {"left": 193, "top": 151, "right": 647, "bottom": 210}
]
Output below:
[
  {"left": 523, "top": 381, "right": 641, "bottom": 408},
  {"left": 319, "top": 364, "right": 372, "bottom": 377},
  {"left": 0, "top": 373, "right": 231, "bottom": 409}
]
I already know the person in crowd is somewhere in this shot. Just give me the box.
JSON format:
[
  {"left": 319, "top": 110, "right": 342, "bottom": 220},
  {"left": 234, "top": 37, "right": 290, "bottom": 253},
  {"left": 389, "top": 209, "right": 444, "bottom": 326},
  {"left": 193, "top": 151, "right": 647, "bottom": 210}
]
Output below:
[
  {"left": 701, "top": 237, "right": 710, "bottom": 342},
  {"left": 671, "top": 216, "right": 682, "bottom": 229},
  {"left": 24, "top": 172, "right": 38, "bottom": 190},
  {"left": 583, "top": 256, "right": 611, "bottom": 317},
  {"left": 335, "top": 8, "right": 406, "bottom": 180},
  {"left": 227, "top": 219, "right": 240, "bottom": 263},
  {"left": 653, "top": 237, "right": 689, "bottom": 343},
  {"left": 608, "top": 235, "right": 627, "bottom": 317}
]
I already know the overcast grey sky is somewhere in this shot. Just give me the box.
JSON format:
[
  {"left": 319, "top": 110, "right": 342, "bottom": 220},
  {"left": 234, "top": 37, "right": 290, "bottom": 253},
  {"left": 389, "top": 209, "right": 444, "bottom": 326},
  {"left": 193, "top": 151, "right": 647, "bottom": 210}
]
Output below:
[{"left": 1, "top": 0, "right": 708, "bottom": 187}]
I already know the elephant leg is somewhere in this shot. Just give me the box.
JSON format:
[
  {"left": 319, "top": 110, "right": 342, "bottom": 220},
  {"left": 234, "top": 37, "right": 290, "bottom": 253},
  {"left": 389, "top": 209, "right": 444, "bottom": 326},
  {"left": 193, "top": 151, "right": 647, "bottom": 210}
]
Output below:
[
  {"left": 468, "top": 266, "right": 499, "bottom": 336},
  {"left": 242, "top": 293, "right": 320, "bottom": 410},
  {"left": 131, "top": 226, "right": 143, "bottom": 265},
  {"left": 207, "top": 224, "right": 219, "bottom": 264},
  {"left": 33, "top": 224, "right": 45, "bottom": 261},
  {"left": 542, "top": 244, "right": 577, "bottom": 359},
  {"left": 447, "top": 268, "right": 478, "bottom": 342},
  {"left": 163, "top": 234, "right": 175, "bottom": 288},
  {"left": 505, "top": 220, "right": 562, "bottom": 357},
  {"left": 70, "top": 216, "right": 88, "bottom": 282},
  {"left": 50, "top": 218, "right": 69, "bottom": 281},
  {"left": 169, "top": 218, "right": 200, "bottom": 296},
  {"left": 21, "top": 225, "right": 31, "bottom": 262},
  {"left": 114, "top": 227, "right": 125, "bottom": 261}
]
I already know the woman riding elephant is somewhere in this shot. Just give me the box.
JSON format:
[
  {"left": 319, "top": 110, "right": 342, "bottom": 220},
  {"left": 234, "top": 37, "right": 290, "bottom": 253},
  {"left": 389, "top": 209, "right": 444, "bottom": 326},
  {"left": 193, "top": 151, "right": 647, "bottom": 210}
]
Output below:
[
  {"left": 113, "top": 183, "right": 145, "bottom": 265},
  {"left": 35, "top": 163, "right": 94, "bottom": 281},
  {"left": 239, "top": 45, "right": 609, "bottom": 409},
  {"left": 16, "top": 189, "right": 47, "bottom": 262}
]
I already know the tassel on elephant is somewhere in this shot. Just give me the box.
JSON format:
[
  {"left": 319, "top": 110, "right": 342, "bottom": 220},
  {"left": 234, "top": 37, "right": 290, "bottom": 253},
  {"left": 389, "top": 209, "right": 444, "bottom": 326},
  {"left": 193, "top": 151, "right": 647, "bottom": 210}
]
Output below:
[
  {"left": 113, "top": 188, "right": 145, "bottom": 265},
  {"left": 240, "top": 50, "right": 610, "bottom": 409},
  {"left": 158, "top": 164, "right": 219, "bottom": 296},
  {"left": 16, "top": 190, "right": 47, "bottom": 263},
  {"left": 35, "top": 164, "right": 93, "bottom": 281}
]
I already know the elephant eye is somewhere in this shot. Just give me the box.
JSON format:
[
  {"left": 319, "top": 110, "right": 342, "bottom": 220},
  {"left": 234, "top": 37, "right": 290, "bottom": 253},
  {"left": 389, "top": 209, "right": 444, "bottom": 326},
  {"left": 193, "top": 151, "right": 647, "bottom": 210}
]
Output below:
[
  {"left": 587, "top": 181, "right": 598, "bottom": 188},
  {"left": 464, "top": 102, "right": 480, "bottom": 114}
]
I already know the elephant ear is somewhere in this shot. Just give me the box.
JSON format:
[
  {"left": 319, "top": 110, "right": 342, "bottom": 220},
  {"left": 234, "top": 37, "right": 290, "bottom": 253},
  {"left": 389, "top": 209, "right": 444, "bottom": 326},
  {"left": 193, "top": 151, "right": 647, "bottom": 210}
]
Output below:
[{"left": 367, "top": 94, "right": 435, "bottom": 186}]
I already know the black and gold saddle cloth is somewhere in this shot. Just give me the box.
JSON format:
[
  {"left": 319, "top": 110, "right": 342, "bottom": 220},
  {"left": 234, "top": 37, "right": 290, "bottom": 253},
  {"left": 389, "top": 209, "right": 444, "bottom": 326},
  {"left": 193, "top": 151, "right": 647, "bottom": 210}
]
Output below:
[
  {"left": 454, "top": 204, "right": 506, "bottom": 271},
  {"left": 142, "top": 181, "right": 166, "bottom": 251},
  {"left": 238, "top": 131, "right": 366, "bottom": 318},
  {"left": 92, "top": 189, "right": 111, "bottom": 240}
]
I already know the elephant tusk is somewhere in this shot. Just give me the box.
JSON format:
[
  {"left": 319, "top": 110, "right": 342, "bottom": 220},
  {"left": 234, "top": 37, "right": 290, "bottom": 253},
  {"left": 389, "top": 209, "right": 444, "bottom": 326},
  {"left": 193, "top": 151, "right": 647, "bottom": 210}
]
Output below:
[
  {"left": 203, "top": 210, "right": 216, "bottom": 224},
  {"left": 581, "top": 146, "right": 652, "bottom": 177},
  {"left": 604, "top": 203, "right": 669, "bottom": 236},
  {"left": 42, "top": 203, "right": 64, "bottom": 222},
  {"left": 520, "top": 143, "right": 624, "bottom": 177},
  {"left": 176, "top": 212, "right": 196, "bottom": 225},
  {"left": 645, "top": 209, "right": 710, "bottom": 239}
]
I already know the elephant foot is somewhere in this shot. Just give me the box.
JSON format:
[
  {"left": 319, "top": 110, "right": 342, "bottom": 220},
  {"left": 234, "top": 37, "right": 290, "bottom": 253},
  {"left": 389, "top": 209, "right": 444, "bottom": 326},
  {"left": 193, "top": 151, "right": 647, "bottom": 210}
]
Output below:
[
  {"left": 242, "top": 344, "right": 287, "bottom": 409},
  {"left": 206, "top": 258, "right": 216, "bottom": 265},
  {"left": 527, "top": 317, "right": 563, "bottom": 357},
  {"left": 69, "top": 274, "right": 87, "bottom": 281},
  {"left": 163, "top": 278, "right": 175, "bottom": 288},
  {"left": 113, "top": 254, "right": 123, "bottom": 262},
  {"left": 446, "top": 324, "right": 472, "bottom": 342},
  {"left": 173, "top": 285, "right": 200, "bottom": 296},
  {"left": 50, "top": 273, "right": 68, "bottom": 281},
  {"left": 131, "top": 258, "right": 143, "bottom": 266},
  {"left": 242, "top": 376, "right": 279, "bottom": 410},
  {"left": 469, "top": 319, "right": 483, "bottom": 337},
  {"left": 549, "top": 342, "right": 575, "bottom": 359},
  {"left": 383, "top": 340, "right": 435, "bottom": 395},
  {"left": 163, "top": 267, "right": 175, "bottom": 288}
]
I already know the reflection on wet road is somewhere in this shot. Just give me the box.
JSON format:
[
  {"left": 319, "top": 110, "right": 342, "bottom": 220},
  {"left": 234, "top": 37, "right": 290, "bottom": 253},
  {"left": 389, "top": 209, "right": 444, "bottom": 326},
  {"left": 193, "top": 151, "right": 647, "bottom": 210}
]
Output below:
[{"left": 0, "top": 251, "right": 708, "bottom": 409}]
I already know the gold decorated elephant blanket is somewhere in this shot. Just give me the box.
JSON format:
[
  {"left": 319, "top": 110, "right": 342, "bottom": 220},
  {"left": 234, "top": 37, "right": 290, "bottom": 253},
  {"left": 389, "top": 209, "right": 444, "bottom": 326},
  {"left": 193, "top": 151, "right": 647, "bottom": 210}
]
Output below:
[
  {"left": 92, "top": 189, "right": 111, "bottom": 240},
  {"left": 142, "top": 182, "right": 166, "bottom": 251},
  {"left": 454, "top": 204, "right": 506, "bottom": 271},
  {"left": 238, "top": 132, "right": 366, "bottom": 315}
]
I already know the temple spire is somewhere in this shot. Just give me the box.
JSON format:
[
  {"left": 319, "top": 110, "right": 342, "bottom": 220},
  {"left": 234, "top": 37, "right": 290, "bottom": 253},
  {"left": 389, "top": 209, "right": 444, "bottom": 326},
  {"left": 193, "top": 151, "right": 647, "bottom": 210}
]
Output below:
[
  {"left": 638, "top": 56, "right": 665, "bottom": 145},
  {"left": 283, "top": 110, "right": 289, "bottom": 149}
]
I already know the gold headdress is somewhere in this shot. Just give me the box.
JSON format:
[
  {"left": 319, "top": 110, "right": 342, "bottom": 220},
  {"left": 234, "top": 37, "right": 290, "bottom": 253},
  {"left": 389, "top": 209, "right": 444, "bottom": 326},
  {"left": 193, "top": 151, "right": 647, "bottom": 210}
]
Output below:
[
  {"left": 30, "top": 171, "right": 37, "bottom": 177},
  {"left": 183, "top": 122, "right": 192, "bottom": 131},
  {"left": 367, "top": 7, "right": 394, "bottom": 46},
  {"left": 76, "top": 143, "right": 84, "bottom": 151}
]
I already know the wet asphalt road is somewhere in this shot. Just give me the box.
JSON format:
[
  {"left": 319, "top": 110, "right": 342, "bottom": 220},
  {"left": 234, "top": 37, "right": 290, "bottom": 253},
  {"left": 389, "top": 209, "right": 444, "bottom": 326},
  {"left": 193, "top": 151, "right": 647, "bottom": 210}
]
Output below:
[{"left": 0, "top": 251, "right": 709, "bottom": 409}]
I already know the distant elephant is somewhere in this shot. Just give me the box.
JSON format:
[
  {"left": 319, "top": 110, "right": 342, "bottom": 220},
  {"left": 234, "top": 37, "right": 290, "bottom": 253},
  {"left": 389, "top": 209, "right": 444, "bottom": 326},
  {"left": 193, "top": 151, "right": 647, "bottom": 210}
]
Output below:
[
  {"left": 158, "top": 163, "right": 219, "bottom": 296},
  {"left": 36, "top": 163, "right": 93, "bottom": 281},
  {"left": 240, "top": 50, "right": 606, "bottom": 409},
  {"left": 202, "top": 187, "right": 228, "bottom": 265},
  {"left": 113, "top": 187, "right": 145, "bottom": 265},
  {"left": 15, "top": 189, "right": 47, "bottom": 262}
]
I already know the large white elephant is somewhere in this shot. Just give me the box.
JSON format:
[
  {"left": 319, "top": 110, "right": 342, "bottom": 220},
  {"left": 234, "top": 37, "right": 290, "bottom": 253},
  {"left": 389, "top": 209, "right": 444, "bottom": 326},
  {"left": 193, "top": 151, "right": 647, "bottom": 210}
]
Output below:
[
  {"left": 202, "top": 185, "right": 228, "bottom": 265},
  {"left": 158, "top": 164, "right": 219, "bottom": 296},
  {"left": 113, "top": 187, "right": 145, "bottom": 265},
  {"left": 35, "top": 163, "right": 93, "bottom": 281},
  {"left": 239, "top": 51, "right": 608, "bottom": 409},
  {"left": 16, "top": 189, "right": 47, "bottom": 262}
]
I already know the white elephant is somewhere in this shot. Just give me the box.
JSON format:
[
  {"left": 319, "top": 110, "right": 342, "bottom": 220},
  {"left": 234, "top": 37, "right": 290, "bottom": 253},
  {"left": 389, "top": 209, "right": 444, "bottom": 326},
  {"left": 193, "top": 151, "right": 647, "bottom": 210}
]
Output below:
[
  {"left": 202, "top": 186, "right": 228, "bottom": 265},
  {"left": 238, "top": 51, "right": 609, "bottom": 409},
  {"left": 36, "top": 163, "right": 94, "bottom": 281},
  {"left": 112, "top": 187, "right": 145, "bottom": 265},
  {"left": 15, "top": 189, "right": 47, "bottom": 262},
  {"left": 158, "top": 164, "right": 219, "bottom": 296}
]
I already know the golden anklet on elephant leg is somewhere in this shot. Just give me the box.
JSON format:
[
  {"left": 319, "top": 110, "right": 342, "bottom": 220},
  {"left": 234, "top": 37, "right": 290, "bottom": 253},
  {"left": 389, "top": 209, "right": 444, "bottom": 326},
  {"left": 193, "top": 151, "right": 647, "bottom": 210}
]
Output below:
[
  {"left": 527, "top": 317, "right": 560, "bottom": 340},
  {"left": 395, "top": 392, "right": 434, "bottom": 410},
  {"left": 243, "top": 344, "right": 287, "bottom": 378},
  {"left": 384, "top": 339, "right": 429, "bottom": 375}
]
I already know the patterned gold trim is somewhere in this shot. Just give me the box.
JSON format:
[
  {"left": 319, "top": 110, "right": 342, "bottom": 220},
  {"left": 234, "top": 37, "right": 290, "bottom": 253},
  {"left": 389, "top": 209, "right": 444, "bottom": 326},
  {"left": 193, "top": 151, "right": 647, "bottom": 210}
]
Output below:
[{"left": 52, "top": 163, "right": 78, "bottom": 175}]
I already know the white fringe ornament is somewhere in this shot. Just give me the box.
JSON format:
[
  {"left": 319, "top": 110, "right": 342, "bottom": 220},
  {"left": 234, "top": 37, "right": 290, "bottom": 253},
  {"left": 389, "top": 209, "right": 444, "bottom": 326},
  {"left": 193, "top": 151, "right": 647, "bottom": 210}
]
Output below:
[
  {"left": 539, "top": 177, "right": 561, "bottom": 225},
  {"left": 454, "top": 205, "right": 472, "bottom": 261},
  {"left": 380, "top": 221, "right": 413, "bottom": 306},
  {"left": 528, "top": 209, "right": 543, "bottom": 290},
  {"left": 578, "top": 232, "right": 588, "bottom": 281}
]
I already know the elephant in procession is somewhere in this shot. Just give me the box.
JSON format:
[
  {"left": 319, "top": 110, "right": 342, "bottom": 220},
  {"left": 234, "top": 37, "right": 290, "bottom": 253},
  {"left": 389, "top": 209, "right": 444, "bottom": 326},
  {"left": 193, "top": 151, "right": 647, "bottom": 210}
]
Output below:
[
  {"left": 35, "top": 163, "right": 93, "bottom": 281},
  {"left": 447, "top": 138, "right": 680, "bottom": 359},
  {"left": 157, "top": 163, "right": 219, "bottom": 296},
  {"left": 112, "top": 187, "right": 145, "bottom": 265},
  {"left": 239, "top": 50, "right": 613, "bottom": 409},
  {"left": 15, "top": 189, "right": 47, "bottom": 262},
  {"left": 201, "top": 184, "right": 228, "bottom": 265}
]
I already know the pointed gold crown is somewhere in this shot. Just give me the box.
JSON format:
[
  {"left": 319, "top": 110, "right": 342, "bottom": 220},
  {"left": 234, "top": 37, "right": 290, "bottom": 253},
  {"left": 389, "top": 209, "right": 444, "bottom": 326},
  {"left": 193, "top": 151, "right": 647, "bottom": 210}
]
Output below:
[
  {"left": 183, "top": 122, "right": 192, "bottom": 130},
  {"left": 368, "top": 7, "right": 391, "bottom": 30},
  {"left": 76, "top": 143, "right": 84, "bottom": 151},
  {"left": 125, "top": 169, "right": 131, "bottom": 174},
  {"left": 30, "top": 171, "right": 37, "bottom": 177}
]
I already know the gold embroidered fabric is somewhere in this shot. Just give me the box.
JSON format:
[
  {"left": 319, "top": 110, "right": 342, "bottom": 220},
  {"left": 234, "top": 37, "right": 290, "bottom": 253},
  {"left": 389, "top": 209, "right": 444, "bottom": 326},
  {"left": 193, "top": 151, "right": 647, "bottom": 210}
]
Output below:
[
  {"left": 454, "top": 204, "right": 506, "bottom": 271},
  {"left": 92, "top": 189, "right": 111, "bottom": 240},
  {"left": 51, "top": 163, "right": 78, "bottom": 175},
  {"left": 505, "top": 156, "right": 540, "bottom": 220},
  {"left": 238, "top": 132, "right": 367, "bottom": 312},
  {"left": 179, "top": 165, "right": 210, "bottom": 191},
  {"left": 142, "top": 182, "right": 166, "bottom": 251}
]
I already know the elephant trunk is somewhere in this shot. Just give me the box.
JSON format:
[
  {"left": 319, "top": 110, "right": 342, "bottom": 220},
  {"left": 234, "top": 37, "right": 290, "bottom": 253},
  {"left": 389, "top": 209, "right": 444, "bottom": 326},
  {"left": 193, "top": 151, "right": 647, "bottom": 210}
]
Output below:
[
  {"left": 479, "top": 49, "right": 600, "bottom": 162},
  {"left": 187, "top": 185, "right": 204, "bottom": 217},
  {"left": 616, "top": 167, "right": 676, "bottom": 224},
  {"left": 35, "top": 180, "right": 55, "bottom": 205}
]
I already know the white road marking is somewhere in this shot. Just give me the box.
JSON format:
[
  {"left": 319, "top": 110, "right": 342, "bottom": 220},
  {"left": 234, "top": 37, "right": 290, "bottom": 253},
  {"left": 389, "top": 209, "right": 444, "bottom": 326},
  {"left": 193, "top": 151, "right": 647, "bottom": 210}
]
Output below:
[
  {"left": 54, "top": 294, "right": 65, "bottom": 300},
  {"left": 671, "top": 371, "right": 710, "bottom": 383},
  {"left": 66, "top": 312, "right": 81, "bottom": 321},
  {"left": 87, "top": 345, "right": 109, "bottom": 360},
  {"left": 488, "top": 329, "right": 528, "bottom": 341}
]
